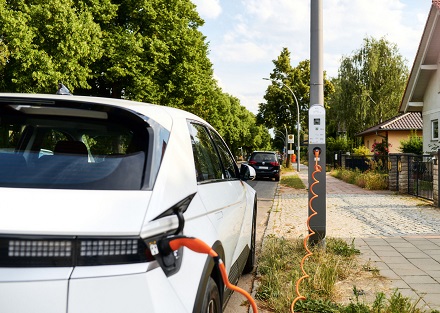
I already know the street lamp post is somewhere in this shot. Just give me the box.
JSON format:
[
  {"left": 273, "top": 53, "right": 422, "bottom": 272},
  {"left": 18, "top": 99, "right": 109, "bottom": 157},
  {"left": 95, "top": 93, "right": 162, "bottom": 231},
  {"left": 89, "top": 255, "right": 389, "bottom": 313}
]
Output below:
[
  {"left": 263, "top": 78, "right": 301, "bottom": 172},
  {"left": 273, "top": 129, "right": 288, "bottom": 165}
]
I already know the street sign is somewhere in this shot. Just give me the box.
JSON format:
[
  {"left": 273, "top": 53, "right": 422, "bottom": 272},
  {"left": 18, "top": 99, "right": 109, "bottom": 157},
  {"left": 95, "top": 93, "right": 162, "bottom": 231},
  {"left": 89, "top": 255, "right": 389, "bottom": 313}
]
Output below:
[
  {"left": 288, "top": 150, "right": 295, "bottom": 154},
  {"left": 287, "top": 134, "right": 294, "bottom": 143}
]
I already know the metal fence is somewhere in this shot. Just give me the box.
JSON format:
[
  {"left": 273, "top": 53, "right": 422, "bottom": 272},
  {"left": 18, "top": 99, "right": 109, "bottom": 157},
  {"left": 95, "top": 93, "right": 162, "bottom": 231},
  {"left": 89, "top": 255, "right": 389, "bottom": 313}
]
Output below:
[
  {"left": 329, "top": 152, "right": 434, "bottom": 201},
  {"left": 407, "top": 155, "right": 433, "bottom": 200},
  {"left": 343, "top": 154, "right": 389, "bottom": 173}
]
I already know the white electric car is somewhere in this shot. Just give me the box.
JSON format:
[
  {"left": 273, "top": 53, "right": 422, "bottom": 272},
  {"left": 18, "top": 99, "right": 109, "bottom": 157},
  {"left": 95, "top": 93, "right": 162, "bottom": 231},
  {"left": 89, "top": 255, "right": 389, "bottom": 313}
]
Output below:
[{"left": 0, "top": 93, "right": 257, "bottom": 313}]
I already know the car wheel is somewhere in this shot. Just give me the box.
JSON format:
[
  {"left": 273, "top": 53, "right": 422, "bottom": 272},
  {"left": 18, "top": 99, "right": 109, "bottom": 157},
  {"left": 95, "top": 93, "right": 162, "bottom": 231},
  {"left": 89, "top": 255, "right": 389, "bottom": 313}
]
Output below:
[
  {"left": 201, "top": 277, "right": 221, "bottom": 313},
  {"left": 242, "top": 205, "right": 256, "bottom": 274},
  {"left": 275, "top": 175, "right": 280, "bottom": 182}
]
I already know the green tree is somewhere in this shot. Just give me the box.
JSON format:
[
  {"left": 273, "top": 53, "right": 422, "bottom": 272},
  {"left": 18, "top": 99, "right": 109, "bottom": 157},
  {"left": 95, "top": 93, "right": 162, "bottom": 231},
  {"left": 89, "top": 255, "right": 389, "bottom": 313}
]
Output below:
[
  {"left": 328, "top": 37, "right": 408, "bottom": 139},
  {"left": 211, "top": 93, "right": 271, "bottom": 157},
  {"left": 76, "top": 0, "right": 216, "bottom": 112},
  {"left": 0, "top": 0, "right": 104, "bottom": 93}
]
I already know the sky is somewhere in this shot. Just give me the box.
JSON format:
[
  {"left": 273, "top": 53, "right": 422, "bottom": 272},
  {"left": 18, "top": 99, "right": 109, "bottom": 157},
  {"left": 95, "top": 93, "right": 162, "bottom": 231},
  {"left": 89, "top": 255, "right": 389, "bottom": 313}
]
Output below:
[{"left": 191, "top": 0, "right": 433, "bottom": 114}]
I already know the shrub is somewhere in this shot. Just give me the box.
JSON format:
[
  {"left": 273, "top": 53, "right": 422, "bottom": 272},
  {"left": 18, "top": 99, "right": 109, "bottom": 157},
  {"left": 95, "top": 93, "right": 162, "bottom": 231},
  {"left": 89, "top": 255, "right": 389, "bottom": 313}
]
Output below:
[
  {"left": 371, "top": 141, "right": 391, "bottom": 156},
  {"left": 330, "top": 169, "right": 388, "bottom": 190},
  {"left": 364, "top": 172, "right": 388, "bottom": 190},
  {"left": 355, "top": 172, "right": 367, "bottom": 188},
  {"left": 352, "top": 146, "right": 370, "bottom": 156},
  {"left": 399, "top": 130, "right": 423, "bottom": 155},
  {"left": 341, "top": 169, "right": 357, "bottom": 184}
]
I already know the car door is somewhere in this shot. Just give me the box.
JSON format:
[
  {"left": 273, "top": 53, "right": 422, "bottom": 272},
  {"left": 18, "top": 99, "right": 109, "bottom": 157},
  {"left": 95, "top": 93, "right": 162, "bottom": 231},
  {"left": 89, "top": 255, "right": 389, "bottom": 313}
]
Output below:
[{"left": 187, "top": 121, "right": 246, "bottom": 270}]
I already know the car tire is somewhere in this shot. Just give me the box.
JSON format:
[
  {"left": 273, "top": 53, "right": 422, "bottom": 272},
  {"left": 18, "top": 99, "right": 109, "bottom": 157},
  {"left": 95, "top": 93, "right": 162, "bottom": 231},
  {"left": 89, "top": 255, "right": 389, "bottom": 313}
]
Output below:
[
  {"left": 275, "top": 176, "right": 280, "bottom": 182},
  {"left": 242, "top": 205, "right": 256, "bottom": 274},
  {"left": 200, "top": 277, "right": 221, "bottom": 313}
]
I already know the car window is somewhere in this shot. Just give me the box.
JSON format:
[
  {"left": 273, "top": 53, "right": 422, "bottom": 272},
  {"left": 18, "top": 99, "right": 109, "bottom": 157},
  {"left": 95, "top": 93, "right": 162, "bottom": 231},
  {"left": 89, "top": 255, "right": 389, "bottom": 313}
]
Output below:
[
  {"left": 210, "top": 131, "right": 238, "bottom": 179},
  {"left": 187, "top": 122, "right": 223, "bottom": 183},
  {"left": 0, "top": 104, "right": 154, "bottom": 190},
  {"left": 251, "top": 153, "right": 276, "bottom": 162}
]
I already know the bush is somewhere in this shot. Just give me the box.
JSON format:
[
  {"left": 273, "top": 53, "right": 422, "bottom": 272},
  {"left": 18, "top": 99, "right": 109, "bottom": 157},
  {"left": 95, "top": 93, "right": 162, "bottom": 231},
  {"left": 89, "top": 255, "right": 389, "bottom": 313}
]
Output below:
[
  {"left": 330, "top": 168, "right": 388, "bottom": 190},
  {"left": 355, "top": 172, "right": 367, "bottom": 188},
  {"left": 364, "top": 172, "right": 388, "bottom": 190},
  {"left": 371, "top": 141, "right": 391, "bottom": 156},
  {"left": 352, "top": 146, "right": 371, "bottom": 156},
  {"left": 399, "top": 131, "right": 423, "bottom": 155}
]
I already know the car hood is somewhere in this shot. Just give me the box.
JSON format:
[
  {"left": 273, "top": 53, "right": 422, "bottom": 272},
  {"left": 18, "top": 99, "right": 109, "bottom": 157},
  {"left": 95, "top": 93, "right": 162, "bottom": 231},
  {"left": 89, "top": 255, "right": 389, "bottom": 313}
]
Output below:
[{"left": 0, "top": 188, "right": 151, "bottom": 236}]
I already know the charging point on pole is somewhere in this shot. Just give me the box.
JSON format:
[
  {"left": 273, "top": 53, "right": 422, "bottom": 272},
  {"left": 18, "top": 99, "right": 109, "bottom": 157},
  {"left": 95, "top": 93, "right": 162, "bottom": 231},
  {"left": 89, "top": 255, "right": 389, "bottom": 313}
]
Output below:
[{"left": 308, "top": 104, "right": 326, "bottom": 245}]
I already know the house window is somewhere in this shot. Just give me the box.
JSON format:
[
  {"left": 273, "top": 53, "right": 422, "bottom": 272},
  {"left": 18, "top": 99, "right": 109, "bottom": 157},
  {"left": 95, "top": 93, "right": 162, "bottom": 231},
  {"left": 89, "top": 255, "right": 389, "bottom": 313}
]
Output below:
[{"left": 432, "top": 120, "right": 439, "bottom": 140}]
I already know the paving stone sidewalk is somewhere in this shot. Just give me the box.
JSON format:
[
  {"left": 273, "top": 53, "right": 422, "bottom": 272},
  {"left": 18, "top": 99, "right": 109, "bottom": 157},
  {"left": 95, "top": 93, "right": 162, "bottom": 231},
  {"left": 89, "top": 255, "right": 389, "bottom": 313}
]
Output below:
[{"left": 266, "top": 165, "right": 440, "bottom": 311}]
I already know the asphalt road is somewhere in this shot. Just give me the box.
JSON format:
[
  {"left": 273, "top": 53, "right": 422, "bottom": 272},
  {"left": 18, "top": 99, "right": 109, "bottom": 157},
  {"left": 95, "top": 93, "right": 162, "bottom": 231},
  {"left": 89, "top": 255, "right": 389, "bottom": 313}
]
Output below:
[{"left": 224, "top": 178, "right": 278, "bottom": 313}]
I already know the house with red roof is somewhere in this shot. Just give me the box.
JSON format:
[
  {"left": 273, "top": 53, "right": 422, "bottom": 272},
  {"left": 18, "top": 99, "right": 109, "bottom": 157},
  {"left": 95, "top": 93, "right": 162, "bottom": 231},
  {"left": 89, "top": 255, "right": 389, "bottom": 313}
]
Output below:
[
  {"left": 399, "top": 0, "right": 440, "bottom": 154},
  {"left": 356, "top": 112, "right": 423, "bottom": 154}
]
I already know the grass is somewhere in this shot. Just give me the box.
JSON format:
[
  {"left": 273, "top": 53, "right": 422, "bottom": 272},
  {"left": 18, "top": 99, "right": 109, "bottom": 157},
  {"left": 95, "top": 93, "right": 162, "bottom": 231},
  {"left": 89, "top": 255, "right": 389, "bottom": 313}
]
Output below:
[
  {"left": 255, "top": 236, "right": 438, "bottom": 313},
  {"left": 280, "top": 174, "right": 306, "bottom": 189},
  {"left": 280, "top": 168, "right": 306, "bottom": 189}
]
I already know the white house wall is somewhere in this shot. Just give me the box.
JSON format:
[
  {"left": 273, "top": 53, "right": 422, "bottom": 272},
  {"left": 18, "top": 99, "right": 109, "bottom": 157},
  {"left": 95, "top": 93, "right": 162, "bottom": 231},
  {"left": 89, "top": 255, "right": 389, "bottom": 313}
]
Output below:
[{"left": 423, "top": 60, "right": 440, "bottom": 153}]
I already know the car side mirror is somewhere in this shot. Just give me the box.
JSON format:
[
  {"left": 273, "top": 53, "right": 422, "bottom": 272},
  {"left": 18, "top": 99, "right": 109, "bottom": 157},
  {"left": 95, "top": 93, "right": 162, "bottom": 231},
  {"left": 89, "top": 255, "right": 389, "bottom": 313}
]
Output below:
[{"left": 240, "top": 164, "right": 256, "bottom": 181}]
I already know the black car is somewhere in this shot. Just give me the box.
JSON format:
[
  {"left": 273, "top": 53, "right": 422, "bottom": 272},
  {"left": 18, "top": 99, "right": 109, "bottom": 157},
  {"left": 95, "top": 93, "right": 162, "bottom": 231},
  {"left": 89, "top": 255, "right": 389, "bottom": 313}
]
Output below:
[{"left": 248, "top": 151, "right": 280, "bottom": 181}]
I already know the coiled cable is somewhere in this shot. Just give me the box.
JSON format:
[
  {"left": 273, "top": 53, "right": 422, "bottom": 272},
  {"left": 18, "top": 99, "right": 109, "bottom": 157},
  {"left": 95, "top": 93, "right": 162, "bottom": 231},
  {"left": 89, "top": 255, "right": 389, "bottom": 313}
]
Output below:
[{"left": 290, "top": 148, "right": 322, "bottom": 313}]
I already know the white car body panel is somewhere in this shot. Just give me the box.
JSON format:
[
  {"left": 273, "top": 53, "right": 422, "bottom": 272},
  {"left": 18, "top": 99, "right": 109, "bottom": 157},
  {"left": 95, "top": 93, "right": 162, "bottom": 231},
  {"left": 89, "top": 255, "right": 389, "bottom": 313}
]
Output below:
[
  {"left": 168, "top": 215, "right": 218, "bottom": 311},
  {"left": 0, "top": 267, "right": 73, "bottom": 282},
  {"left": 197, "top": 180, "right": 246, "bottom": 269},
  {"left": 68, "top": 268, "right": 188, "bottom": 313},
  {"left": 70, "top": 263, "right": 155, "bottom": 279},
  {"left": 0, "top": 188, "right": 151, "bottom": 236},
  {"left": 141, "top": 113, "right": 199, "bottom": 223},
  {"left": 231, "top": 182, "right": 256, "bottom": 262},
  {"left": 0, "top": 279, "right": 69, "bottom": 313}
]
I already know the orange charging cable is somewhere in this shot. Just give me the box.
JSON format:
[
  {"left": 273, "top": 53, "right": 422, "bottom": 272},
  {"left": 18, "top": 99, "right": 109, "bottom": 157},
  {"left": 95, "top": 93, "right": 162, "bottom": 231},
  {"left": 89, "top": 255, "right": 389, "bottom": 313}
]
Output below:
[
  {"left": 290, "top": 149, "right": 322, "bottom": 313},
  {"left": 167, "top": 237, "right": 258, "bottom": 313}
]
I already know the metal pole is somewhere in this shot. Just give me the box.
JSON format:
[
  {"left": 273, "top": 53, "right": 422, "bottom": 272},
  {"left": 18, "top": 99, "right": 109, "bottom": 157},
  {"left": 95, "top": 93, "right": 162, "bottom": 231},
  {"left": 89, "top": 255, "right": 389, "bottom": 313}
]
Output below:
[
  {"left": 310, "top": 0, "right": 324, "bottom": 105},
  {"left": 284, "top": 124, "right": 289, "bottom": 168},
  {"left": 282, "top": 84, "right": 301, "bottom": 172},
  {"left": 309, "top": 0, "right": 326, "bottom": 245}
]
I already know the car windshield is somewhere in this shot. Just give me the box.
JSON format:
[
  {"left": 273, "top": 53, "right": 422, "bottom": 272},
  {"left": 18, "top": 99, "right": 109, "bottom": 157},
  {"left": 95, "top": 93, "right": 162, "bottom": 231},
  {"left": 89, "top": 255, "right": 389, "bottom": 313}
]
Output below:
[
  {"left": 251, "top": 153, "right": 277, "bottom": 162},
  {"left": 0, "top": 100, "right": 164, "bottom": 190}
]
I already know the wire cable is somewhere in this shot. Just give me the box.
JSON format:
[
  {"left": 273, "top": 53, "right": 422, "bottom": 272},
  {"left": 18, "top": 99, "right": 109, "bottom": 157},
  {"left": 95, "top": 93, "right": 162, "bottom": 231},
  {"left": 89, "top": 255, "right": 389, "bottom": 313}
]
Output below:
[
  {"left": 166, "top": 237, "right": 259, "bottom": 313},
  {"left": 290, "top": 149, "right": 322, "bottom": 313}
]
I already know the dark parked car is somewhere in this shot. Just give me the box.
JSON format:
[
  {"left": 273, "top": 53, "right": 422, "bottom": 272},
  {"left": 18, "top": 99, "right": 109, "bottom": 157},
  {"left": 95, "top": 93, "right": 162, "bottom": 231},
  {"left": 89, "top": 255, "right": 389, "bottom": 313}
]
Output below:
[{"left": 248, "top": 151, "right": 280, "bottom": 181}]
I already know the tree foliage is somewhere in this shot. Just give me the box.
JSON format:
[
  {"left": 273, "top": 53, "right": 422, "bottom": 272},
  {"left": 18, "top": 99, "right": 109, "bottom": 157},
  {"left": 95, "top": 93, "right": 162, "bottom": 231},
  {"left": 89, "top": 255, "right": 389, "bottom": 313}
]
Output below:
[
  {"left": 327, "top": 37, "right": 408, "bottom": 139},
  {"left": 327, "top": 136, "right": 353, "bottom": 153},
  {"left": 0, "top": 0, "right": 103, "bottom": 92},
  {"left": 0, "top": 0, "right": 271, "bottom": 156}
]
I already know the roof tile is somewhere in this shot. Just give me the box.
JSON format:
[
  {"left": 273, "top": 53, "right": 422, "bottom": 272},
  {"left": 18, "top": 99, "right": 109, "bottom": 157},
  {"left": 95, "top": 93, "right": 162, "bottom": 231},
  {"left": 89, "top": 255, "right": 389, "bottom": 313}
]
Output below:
[{"left": 356, "top": 112, "right": 422, "bottom": 136}]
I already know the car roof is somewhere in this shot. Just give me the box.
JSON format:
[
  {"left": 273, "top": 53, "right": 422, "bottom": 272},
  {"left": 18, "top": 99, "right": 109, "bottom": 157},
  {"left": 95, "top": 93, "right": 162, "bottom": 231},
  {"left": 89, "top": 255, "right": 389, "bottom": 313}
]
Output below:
[{"left": 0, "top": 93, "right": 208, "bottom": 131}]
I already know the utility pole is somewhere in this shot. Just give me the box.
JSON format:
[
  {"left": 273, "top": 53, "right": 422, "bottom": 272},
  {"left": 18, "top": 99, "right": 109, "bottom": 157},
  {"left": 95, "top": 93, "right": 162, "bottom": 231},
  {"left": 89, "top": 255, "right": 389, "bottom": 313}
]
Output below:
[{"left": 308, "top": 0, "right": 326, "bottom": 245}]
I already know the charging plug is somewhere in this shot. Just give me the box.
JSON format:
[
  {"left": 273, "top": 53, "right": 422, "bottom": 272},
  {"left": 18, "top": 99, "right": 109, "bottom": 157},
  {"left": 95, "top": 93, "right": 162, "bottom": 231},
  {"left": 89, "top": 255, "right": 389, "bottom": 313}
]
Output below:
[{"left": 147, "top": 236, "right": 184, "bottom": 277}]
